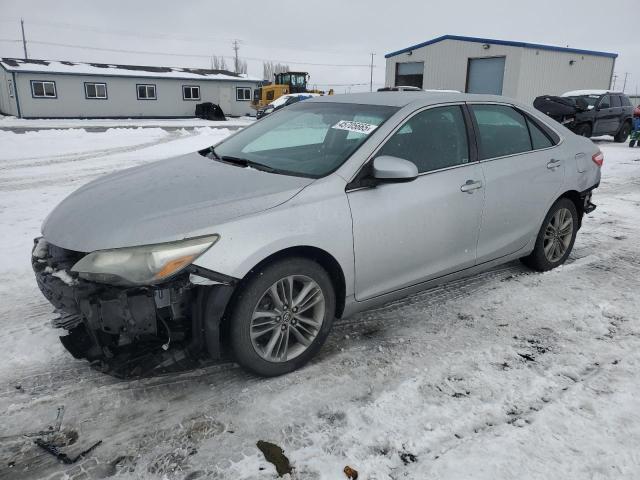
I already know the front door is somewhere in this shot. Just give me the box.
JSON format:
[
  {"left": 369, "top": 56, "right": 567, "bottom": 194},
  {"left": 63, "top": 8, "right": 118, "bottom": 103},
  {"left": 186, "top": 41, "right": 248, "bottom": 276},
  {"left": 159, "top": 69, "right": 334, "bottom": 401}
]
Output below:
[
  {"left": 593, "top": 94, "right": 614, "bottom": 135},
  {"left": 347, "top": 105, "right": 485, "bottom": 301},
  {"left": 469, "top": 104, "right": 566, "bottom": 262}
]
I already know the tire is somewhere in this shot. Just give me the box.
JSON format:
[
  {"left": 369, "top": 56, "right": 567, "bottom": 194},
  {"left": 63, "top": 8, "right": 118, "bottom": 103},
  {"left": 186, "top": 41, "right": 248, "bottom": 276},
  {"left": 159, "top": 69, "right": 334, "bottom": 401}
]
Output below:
[
  {"left": 521, "top": 198, "right": 578, "bottom": 272},
  {"left": 574, "top": 123, "right": 592, "bottom": 138},
  {"left": 614, "top": 121, "right": 632, "bottom": 143},
  {"left": 228, "top": 257, "right": 335, "bottom": 377}
]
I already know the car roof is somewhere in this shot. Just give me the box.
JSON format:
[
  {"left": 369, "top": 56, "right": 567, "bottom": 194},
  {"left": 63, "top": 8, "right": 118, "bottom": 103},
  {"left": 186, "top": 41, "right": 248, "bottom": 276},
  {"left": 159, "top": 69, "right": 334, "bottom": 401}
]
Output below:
[
  {"left": 307, "top": 91, "right": 507, "bottom": 108},
  {"left": 562, "top": 90, "right": 625, "bottom": 97}
]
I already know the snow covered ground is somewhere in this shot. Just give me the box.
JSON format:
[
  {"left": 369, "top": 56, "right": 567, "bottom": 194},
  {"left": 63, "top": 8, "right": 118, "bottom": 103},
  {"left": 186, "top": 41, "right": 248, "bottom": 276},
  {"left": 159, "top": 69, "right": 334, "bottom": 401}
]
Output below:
[
  {"left": 0, "top": 115, "right": 255, "bottom": 130},
  {"left": 1, "top": 127, "right": 640, "bottom": 480}
]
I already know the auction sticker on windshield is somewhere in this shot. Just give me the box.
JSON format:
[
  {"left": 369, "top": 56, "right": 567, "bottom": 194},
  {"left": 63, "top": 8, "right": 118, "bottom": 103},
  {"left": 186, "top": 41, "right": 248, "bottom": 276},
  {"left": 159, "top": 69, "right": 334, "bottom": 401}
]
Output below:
[{"left": 332, "top": 120, "right": 378, "bottom": 135}]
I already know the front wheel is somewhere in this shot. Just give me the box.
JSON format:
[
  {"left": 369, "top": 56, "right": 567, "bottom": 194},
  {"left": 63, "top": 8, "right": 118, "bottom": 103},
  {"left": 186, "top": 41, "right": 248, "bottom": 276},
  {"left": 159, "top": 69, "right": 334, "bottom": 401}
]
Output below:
[
  {"left": 229, "top": 257, "right": 335, "bottom": 377},
  {"left": 521, "top": 198, "right": 578, "bottom": 272},
  {"left": 574, "top": 123, "right": 592, "bottom": 138}
]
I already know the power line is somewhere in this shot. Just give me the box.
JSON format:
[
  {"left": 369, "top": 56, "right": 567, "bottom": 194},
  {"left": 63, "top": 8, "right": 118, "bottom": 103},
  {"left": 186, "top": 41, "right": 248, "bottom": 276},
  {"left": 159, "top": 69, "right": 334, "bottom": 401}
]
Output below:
[
  {"left": 0, "top": 38, "right": 377, "bottom": 68},
  {"left": 1, "top": 18, "right": 374, "bottom": 57},
  {"left": 369, "top": 53, "right": 375, "bottom": 92}
]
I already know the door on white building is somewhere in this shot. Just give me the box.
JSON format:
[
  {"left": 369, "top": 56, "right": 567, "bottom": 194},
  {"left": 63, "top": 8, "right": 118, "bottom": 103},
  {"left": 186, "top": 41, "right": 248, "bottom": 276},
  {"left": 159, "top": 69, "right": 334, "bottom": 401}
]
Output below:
[
  {"left": 466, "top": 57, "right": 506, "bottom": 95},
  {"left": 219, "top": 87, "right": 232, "bottom": 115}
]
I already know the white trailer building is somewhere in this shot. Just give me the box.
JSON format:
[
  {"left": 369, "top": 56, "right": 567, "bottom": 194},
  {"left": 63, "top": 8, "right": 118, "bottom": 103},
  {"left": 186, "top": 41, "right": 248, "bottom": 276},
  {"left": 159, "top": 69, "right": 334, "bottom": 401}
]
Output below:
[
  {"left": 0, "top": 58, "right": 261, "bottom": 119},
  {"left": 385, "top": 35, "right": 617, "bottom": 104}
]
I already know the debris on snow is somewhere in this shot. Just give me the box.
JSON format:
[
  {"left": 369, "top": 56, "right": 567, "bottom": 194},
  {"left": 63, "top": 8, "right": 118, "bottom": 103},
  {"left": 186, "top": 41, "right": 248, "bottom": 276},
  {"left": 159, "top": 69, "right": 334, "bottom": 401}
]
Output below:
[
  {"left": 343, "top": 465, "right": 359, "bottom": 479},
  {"left": 256, "top": 440, "right": 293, "bottom": 477},
  {"left": 34, "top": 438, "right": 102, "bottom": 464}
]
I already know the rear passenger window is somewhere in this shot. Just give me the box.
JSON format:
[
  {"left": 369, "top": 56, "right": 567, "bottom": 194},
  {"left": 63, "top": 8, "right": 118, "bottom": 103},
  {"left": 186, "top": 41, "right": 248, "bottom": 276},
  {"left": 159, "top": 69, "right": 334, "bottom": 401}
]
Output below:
[
  {"left": 377, "top": 105, "right": 469, "bottom": 173},
  {"left": 471, "top": 105, "right": 532, "bottom": 159},
  {"left": 611, "top": 95, "right": 621, "bottom": 108},
  {"left": 526, "top": 117, "right": 553, "bottom": 150},
  {"left": 621, "top": 96, "right": 632, "bottom": 107}
]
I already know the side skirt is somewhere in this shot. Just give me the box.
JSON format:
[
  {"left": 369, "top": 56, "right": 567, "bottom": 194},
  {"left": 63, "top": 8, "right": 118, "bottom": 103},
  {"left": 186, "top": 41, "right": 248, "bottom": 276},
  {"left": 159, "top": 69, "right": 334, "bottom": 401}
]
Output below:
[{"left": 341, "top": 244, "right": 533, "bottom": 318}]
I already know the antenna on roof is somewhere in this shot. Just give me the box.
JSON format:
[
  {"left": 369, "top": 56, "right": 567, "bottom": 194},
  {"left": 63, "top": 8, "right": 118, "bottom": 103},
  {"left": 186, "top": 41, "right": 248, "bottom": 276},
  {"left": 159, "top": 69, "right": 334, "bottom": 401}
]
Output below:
[{"left": 20, "top": 18, "right": 28, "bottom": 59}]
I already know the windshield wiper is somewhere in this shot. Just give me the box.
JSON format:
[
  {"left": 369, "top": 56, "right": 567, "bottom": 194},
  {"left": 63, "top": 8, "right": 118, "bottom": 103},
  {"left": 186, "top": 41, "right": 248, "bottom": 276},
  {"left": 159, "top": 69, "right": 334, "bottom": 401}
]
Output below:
[{"left": 218, "top": 155, "right": 277, "bottom": 173}]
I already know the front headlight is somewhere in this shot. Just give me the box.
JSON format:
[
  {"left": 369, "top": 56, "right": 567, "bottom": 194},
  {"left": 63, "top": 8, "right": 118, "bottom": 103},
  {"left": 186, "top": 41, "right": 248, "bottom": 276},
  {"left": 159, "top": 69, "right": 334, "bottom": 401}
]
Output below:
[{"left": 71, "top": 235, "right": 219, "bottom": 286}]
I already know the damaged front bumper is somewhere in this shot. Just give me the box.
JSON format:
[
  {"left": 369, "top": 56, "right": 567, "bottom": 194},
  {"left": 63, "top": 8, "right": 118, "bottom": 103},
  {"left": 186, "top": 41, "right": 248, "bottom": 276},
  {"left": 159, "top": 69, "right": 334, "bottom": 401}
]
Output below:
[{"left": 32, "top": 238, "right": 236, "bottom": 377}]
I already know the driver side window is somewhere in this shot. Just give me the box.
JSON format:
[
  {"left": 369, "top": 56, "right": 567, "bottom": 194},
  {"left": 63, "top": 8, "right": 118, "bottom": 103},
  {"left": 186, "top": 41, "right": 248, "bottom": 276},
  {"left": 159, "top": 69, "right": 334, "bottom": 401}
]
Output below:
[
  {"left": 376, "top": 105, "right": 470, "bottom": 173},
  {"left": 599, "top": 95, "right": 611, "bottom": 109}
]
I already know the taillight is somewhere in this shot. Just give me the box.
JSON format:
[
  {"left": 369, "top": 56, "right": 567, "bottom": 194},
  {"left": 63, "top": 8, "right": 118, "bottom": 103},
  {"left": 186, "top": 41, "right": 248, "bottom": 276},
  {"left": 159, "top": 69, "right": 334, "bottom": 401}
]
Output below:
[{"left": 592, "top": 151, "right": 604, "bottom": 167}]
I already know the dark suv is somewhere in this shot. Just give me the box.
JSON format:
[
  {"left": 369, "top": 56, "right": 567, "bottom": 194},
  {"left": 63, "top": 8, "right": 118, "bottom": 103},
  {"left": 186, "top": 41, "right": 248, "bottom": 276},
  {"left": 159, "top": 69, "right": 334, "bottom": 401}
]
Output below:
[{"left": 562, "top": 90, "right": 634, "bottom": 141}]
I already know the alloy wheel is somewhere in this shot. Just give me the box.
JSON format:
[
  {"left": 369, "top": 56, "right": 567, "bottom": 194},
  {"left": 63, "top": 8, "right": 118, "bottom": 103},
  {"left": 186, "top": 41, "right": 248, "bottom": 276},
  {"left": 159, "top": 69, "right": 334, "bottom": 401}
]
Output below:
[
  {"left": 249, "top": 275, "right": 325, "bottom": 362},
  {"left": 543, "top": 207, "right": 574, "bottom": 263}
]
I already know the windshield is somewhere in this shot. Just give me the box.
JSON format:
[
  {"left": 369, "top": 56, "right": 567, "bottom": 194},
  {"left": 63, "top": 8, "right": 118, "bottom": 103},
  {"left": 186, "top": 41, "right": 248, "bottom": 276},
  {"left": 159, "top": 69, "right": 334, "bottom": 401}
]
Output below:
[
  {"left": 568, "top": 95, "right": 600, "bottom": 109},
  {"left": 213, "top": 102, "right": 399, "bottom": 177}
]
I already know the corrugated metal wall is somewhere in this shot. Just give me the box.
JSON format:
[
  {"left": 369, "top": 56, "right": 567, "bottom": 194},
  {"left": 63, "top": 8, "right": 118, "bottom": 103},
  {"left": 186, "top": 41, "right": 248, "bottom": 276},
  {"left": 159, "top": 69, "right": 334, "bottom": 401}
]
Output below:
[
  {"left": 517, "top": 48, "right": 614, "bottom": 104},
  {"left": 385, "top": 39, "right": 615, "bottom": 105}
]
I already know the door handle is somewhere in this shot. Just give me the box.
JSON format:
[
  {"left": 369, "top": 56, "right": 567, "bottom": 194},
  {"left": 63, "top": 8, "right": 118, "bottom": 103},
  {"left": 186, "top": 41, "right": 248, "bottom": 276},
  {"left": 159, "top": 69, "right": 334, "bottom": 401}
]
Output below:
[
  {"left": 546, "top": 159, "right": 561, "bottom": 170},
  {"left": 460, "top": 180, "right": 483, "bottom": 193}
]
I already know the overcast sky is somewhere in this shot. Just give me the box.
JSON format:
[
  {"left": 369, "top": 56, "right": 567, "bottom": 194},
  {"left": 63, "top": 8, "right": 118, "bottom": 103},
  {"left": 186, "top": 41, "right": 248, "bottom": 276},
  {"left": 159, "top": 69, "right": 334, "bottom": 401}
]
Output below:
[{"left": 1, "top": 0, "right": 638, "bottom": 95}]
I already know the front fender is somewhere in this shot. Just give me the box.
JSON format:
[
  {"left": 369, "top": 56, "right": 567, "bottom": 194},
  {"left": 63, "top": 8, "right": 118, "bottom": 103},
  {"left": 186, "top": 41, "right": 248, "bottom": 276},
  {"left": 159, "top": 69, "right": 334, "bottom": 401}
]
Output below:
[{"left": 193, "top": 176, "right": 355, "bottom": 297}]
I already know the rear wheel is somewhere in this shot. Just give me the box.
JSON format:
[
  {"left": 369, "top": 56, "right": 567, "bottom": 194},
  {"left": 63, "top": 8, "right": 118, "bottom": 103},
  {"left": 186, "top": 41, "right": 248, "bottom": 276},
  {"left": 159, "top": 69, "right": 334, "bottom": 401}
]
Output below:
[
  {"left": 229, "top": 257, "right": 335, "bottom": 376},
  {"left": 521, "top": 198, "right": 578, "bottom": 272},
  {"left": 614, "top": 121, "right": 632, "bottom": 143},
  {"left": 575, "top": 123, "right": 592, "bottom": 138}
]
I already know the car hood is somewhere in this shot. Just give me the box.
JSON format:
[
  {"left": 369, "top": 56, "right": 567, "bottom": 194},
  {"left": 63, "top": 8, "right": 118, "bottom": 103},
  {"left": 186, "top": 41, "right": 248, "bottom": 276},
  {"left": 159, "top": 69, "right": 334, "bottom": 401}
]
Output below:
[{"left": 42, "top": 152, "right": 314, "bottom": 252}]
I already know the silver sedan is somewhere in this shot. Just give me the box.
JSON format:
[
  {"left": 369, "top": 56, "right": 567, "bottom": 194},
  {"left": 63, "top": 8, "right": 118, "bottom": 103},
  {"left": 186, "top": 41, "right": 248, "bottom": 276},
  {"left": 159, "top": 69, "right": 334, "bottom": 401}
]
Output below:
[{"left": 33, "top": 92, "right": 602, "bottom": 377}]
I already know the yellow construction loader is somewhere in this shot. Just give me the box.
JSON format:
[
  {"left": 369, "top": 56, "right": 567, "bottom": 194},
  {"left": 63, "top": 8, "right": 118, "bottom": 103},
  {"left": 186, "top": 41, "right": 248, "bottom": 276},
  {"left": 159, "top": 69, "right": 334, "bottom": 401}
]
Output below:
[{"left": 252, "top": 72, "right": 332, "bottom": 109}]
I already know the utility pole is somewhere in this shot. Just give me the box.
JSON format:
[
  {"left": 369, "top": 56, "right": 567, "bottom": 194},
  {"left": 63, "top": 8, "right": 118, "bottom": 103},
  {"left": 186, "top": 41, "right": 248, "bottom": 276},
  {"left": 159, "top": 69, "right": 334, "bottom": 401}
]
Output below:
[
  {"left": 369, "top": 53, "right": 375, "bottom": 92},
  {"left": 232, "top": 40, "right": 240, "bottom": 74},
  {"left": 622, "top": 72, "right": 630, "bottom": 93},
  {"left": 611, "top": 73, "right": 618, "bottom": 91},
  {"left": 20, "top": 18, "right": 28, "bottom": 59}
]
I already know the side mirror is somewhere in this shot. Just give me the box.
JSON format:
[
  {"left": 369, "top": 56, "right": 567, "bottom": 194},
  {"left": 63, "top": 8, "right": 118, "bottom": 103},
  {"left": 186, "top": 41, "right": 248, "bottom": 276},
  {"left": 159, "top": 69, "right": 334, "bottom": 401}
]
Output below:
[{"left": 372, "top": 155, "right": 419, "bottom": 183}]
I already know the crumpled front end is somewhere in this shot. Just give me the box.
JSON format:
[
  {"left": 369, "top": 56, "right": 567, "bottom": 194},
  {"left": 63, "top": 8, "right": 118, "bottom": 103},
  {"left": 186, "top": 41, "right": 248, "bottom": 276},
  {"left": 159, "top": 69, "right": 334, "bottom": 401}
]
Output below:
[{"left": 32, "top": 238, "right": 208, "bottom": 377}]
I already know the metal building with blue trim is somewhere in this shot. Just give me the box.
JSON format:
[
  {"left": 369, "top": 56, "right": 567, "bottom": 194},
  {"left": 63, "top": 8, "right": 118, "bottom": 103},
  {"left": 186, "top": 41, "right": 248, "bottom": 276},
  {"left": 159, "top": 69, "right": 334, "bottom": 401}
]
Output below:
[{"left": 384, "top": 35, "right": 618, "bottom": 103}]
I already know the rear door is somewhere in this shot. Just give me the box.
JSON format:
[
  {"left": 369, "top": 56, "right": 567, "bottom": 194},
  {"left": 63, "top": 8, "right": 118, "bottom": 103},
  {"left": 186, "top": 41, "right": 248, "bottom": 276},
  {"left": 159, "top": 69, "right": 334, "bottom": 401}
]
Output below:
[
  {"left": 347, "top": 104, "right": 485, "bottom": 300},
  {"left": 470, "top": 104, "right": 565, "bottom": 263}
]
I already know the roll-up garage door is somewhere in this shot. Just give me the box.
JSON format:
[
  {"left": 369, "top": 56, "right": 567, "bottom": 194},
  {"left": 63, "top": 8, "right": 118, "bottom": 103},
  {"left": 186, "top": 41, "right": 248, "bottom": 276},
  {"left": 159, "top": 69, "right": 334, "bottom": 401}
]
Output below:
[
  {"left": 395, "top": 62, "right": 424, "bottom": 88},
  {"left": 466, "top": 57, "right": 505, "bottom": 95}
]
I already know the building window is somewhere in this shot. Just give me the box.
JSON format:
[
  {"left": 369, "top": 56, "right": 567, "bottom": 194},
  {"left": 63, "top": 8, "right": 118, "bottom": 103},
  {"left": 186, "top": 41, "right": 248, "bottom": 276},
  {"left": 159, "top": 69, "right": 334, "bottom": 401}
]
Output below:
[
  {"left": 85, "top": 82, "right": 107, "bottom": 99},
  {"left": 137, "top": 84, "right": 157, "bottom": 100},
  {"left": 182, "top": 85, "right": 200, "bottom": 100},
  {"left": 7, "top": 79, "right": 14, "bottom": 98},
  {"left": 395, "top": 62, "right": 424, "bottom": 88},
  {"left": 31, "top": 80, "right": 57, "bottom": 98},
  {"left": 236, "top": 87, "right": 251, "bottom": 101}
]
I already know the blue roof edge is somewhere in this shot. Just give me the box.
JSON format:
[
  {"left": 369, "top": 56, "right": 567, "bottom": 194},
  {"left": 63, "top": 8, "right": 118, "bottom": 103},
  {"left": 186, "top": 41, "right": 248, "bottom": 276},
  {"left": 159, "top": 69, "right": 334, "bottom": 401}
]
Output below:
[{"left": 384, "top": 35, "right": 618, "bottom": 59}]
